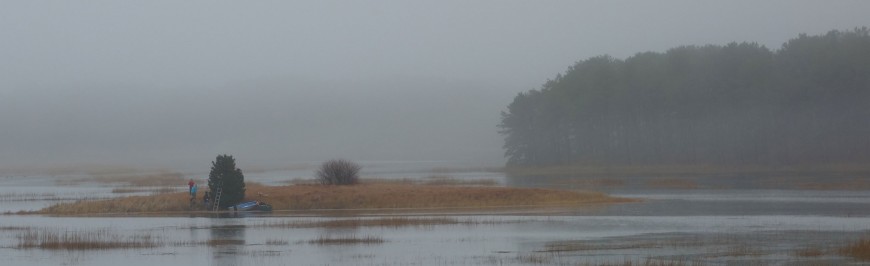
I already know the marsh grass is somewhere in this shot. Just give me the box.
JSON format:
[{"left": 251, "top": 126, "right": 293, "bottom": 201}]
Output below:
[
  {"left": 794, "top": 246, "right": 827, "bottom": 257},
  {"left": 41, "top": 192, "right": 190, "bottom": 215},
  {"left": 41, "top": 183, "right": 631, "bottom": 215},
  {"left": 0, "top": 192, "right": 59, "bottom": 202},
  {"left": 358, "top": 176, "right": 498, "bottom": 186},
  {"left": 16, "top": 229, "right": 157, "bottom": 250},
  {"left": 840, "top": 238, "right": 870, "bottom": 260},
  {"left": 507, "top": 252, "right": 702, "bottom": 266},
  {"left": 306, "top": 235, "right": 385, "bottom": 245},
  {"left": 244, "top": 183, "right": 633, "bottom": 211},
  {"left": 544, "top": 241, "right": 660, "bottom": 252},
  {"left": 265, "top": 239, "right": 289, "bottom": 245},
  {"left": 207, "top": 239, "right": 245, "bottom": 246},
  {"left": 516, "top": 253, "right": 551, "bottom": 264},
  {"left": 421, "top": 175, "right": 498, "bottom": 186}
]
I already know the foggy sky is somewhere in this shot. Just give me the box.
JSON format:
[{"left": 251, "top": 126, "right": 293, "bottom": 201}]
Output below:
[{"left": 2, "top": 1, "right": 869, "bottom": 171}]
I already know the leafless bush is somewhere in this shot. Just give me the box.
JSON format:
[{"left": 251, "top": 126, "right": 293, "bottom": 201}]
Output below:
[{"left": 316, "top": 159, "right": 361, "bottom": 185}]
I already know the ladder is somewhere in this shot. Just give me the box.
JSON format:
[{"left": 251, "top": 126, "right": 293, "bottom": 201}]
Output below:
[{"left": 212, "top": 181, "right": 223, "bottom": 211}]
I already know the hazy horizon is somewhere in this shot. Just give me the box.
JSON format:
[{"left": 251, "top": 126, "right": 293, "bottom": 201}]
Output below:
[{"left": 2, "top": 1, "right": 870, "bottom": 171}]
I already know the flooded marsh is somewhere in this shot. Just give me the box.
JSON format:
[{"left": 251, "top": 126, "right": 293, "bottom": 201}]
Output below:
[{"left": 3, "top": 163, "right": 870, "bottom": 265}]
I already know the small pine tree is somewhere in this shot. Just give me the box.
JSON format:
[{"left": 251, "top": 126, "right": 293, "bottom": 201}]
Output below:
[{"left": 207, "top": 154, "right": 246, "bottom": 208}]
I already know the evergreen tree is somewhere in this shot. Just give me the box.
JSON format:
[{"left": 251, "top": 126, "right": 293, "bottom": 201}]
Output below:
[
  {"left": 499, "top": 28, "right": 870, "bottom": 166},
  {"left": 207, "top": 154, "right": 246, "bottom": 208}
]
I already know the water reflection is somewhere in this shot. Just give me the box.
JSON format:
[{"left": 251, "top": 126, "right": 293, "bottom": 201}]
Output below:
[{"left": 209, "top": 219, "right": 246, "bottom": 266}]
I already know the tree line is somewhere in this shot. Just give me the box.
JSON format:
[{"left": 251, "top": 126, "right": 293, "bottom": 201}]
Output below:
[{"left": 499, "top": 28, "right": 870, "bottom": 166}]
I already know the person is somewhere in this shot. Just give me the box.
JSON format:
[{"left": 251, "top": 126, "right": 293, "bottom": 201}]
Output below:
[
  {"left": 190, "top": 183, "right": 198, "bottom": 200},
  {"left": 188, "top": 179, "right": 195, "bottom": 192},
  {"left": 203, "top": 191, "right": 210, "bottom": 208}
]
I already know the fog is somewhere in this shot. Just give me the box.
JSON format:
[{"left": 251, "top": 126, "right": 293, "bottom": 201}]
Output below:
[{"left": 2, "top": 1, "right": 869, "bottom": 171}]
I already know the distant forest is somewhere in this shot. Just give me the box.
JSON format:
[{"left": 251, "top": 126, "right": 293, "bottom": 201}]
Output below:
[{"left": 500, "top": 28, "right": 870, "bottom": 166}]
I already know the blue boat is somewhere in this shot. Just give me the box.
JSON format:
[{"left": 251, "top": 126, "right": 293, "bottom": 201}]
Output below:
[{"left": 232, "top": 201, "right": 273, "bottom": 212}]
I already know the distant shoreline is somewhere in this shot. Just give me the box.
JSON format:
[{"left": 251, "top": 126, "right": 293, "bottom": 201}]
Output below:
[{"left": 504, "top": 163, "right": 870, "bottom": 177}]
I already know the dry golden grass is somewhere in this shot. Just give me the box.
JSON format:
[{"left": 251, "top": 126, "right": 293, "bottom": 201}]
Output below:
[
  {"left": 40, "top": 183, "right": 632, "bottom": 215},
  {"left": 841, "top": 238, "right": 870, "bottom": 260},
  {"left": 41, "top": 192, "right": 191, "bottom": 215},
  {"left": 357, "top": 176, "right": 498, "bottom": 186},
  {"left": 306, "top": 235, "right": 384, "bottom": 245},
  {"left": 245, "top": 183, "right": 633, "bottom": 210}
]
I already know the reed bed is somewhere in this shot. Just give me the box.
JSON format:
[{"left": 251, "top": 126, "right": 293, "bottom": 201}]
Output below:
[
  {"left": 40, "top": 183, "right": 631, "bottom": 215},
  {"left": 265, "top": 239, "right": 289, "bottom": 245},
  {"left": 41, "top": 192, "right": 190, "bottom": 215},
  {"left": 306, "top": 235, "right": 385, "bottom": 245},
  {"left": 794, "top": 246, "right": 827, "bottom": 257},
  {"left": 0, "top": 192, "right": 60, "bottom": 202},
  {"left": 841, "top": 238, "right": 870, "bottom": 260},
  {"left": 16, "top": 229, "right": 157, "bottom": 250},
  {"left": 589, "top": 258, "right": 704, "bottom": 266},
  {"left": 245, "top": 183, "right": 633, "bottom": 211},
  {"left": 207, "top": 239, "right": 245, "bottom": 246}
]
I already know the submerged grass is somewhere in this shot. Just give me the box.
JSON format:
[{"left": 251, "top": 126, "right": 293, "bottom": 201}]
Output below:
[
  {"left": 207, "top": 239, "right": 245, "bottom": 246},
  {"left": 306, "top": 235, "right": 385, "bottom": 245},
  {"left": 841, "top": 238, "right": 870, "bottom": 260},
  {"left": 0, "top": 192, "right": 59, "bottom": 202},
  {"left": 260, "top": 217, "right": 469, "bottom": 229},
  {"left": 16, "top": 229, "right": 157, "bottom": 250},
  {"left": 265, "top": 239, "right": 289, "bottom": 245}
]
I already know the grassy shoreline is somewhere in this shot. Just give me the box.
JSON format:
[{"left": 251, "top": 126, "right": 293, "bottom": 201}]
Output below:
[{"left": 38, "top": 183, "right": 634, "bottom": 215}]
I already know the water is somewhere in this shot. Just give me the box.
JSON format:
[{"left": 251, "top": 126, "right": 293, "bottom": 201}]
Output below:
[{"left": 2, "top": 162, "right": 870, "bottom": 265}]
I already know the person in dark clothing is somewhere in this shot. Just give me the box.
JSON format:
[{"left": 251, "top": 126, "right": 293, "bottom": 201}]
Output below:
[{"left": 203, "top": 191, "right": 210, "bottom": 208}]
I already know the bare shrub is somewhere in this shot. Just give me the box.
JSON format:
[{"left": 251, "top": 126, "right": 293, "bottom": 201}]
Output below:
[{"left": 316, "top": 159, "right": 361, "bottom": 185}]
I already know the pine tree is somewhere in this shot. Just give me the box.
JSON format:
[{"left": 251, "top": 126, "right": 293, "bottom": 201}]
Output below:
[{"left": 207, "top": 154, "right": 245, "bottom": 208}]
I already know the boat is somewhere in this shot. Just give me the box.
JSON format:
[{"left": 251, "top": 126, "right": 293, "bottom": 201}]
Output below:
[{"left": 232, "top": 201, "right": 273, "bottom": 212}]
